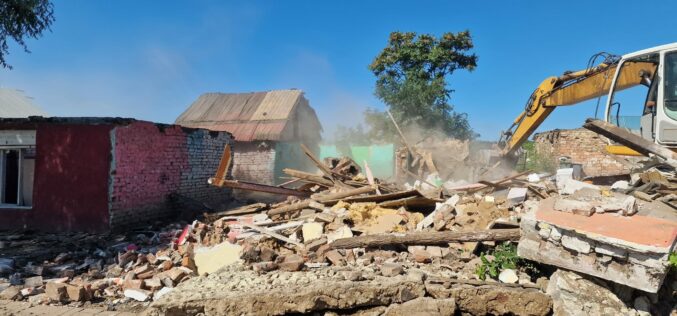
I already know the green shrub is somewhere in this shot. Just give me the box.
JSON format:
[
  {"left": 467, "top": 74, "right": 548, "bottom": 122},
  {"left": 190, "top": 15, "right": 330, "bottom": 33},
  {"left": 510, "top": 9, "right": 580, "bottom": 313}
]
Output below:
[
  {"left": 475, "top": 242, "right": 540, "bottom": 280},
  {"left": 517, "top": 141, "right": 556, "bottom": 173}
]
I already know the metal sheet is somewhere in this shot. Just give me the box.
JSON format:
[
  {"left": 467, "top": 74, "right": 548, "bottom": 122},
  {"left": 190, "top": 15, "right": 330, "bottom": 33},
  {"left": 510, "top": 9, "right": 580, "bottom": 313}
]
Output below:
[
  {"left": 175, "top": 90, "right": 312, "bottom": 141},
  {"left": 0, "top": 89, "right": 48, "bottom": 118}
]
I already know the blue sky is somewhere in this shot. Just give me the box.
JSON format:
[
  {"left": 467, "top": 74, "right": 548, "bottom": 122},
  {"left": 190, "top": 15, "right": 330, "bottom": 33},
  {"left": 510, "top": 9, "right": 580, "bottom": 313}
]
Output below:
[{"left": 1, "top": 1, "right": 676, "bottom": 140}]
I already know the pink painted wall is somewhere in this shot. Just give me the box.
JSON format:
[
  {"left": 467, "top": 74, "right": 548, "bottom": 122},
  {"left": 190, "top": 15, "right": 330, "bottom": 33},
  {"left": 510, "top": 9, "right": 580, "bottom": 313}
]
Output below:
[
  {"left": 109, "top": 122, "right": 189, "bottom": 227},
  {"left": 109, "top": 121, "right": 233, "bottom": 228}
]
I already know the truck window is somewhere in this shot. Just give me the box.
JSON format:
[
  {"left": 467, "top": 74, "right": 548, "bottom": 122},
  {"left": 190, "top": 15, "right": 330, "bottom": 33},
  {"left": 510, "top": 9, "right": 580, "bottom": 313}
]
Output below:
[
  {"left": 608, "top": 56, "right": 658, "bottom": 132},
  {"left": 664, "top": 52, "right": 677, "bottom": 121}
]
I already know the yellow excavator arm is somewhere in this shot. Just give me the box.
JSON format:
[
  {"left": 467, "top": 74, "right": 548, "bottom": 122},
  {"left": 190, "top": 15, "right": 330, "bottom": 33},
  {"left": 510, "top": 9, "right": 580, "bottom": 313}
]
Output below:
[{"left": 499, "top": 58, "right": 656, "bottom": 157}]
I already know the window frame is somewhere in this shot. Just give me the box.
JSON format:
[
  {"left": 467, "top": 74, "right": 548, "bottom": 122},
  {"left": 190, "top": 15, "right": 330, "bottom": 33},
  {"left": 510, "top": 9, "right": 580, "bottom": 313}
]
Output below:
[{"left": 0, "top": 147, "right": 34, "bottom": 209}]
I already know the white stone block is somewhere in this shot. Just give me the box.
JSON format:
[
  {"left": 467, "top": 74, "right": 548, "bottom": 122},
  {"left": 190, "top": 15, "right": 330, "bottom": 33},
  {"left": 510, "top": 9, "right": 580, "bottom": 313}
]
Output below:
[{"left": 561, "top": 234, "right": 592, "bottom": 253}]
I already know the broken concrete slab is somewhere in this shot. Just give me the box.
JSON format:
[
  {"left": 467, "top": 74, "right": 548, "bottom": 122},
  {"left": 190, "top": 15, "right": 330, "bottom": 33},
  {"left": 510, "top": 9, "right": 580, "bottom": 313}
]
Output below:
[
  {"left": 147, "top": 271, "right": 425, "bottom": 316},
  {"left": 546, "top": 269, "right": 638, "bottom": 316},
  {"left": 302, "top": 222, "right": 324, "bottom": 241},
  {"left": 506, "top": 187, "right": 527, "bottom": 207},
  {"left": 425, "top": 282, "right": 551, "bottom": 316},
  {"left": 327, "top": 225, "right": 353, "bottom": 243},
  {"left": 416, "top": 195, "right": 459, "bottom": 231},
  {"left": 124, "top": 288, "right": 151, "bottom": 302},
  {"left": 518, "top": 202, "right": 677, "bottom": 292},
  {"left": 381, "top": 263, "right": 404, "bottom": 277},
  {"left": 383, "top": 297, "right": 456, "bottom": 316},
  {"left": 553, "top": 198, "right": 595, "bottom": 216},
  {"left": 193, "top": 242, "right": 242, "bottom": 275},
  {"left": 558, "top": 178, "right": 600, "bottom": 195}
]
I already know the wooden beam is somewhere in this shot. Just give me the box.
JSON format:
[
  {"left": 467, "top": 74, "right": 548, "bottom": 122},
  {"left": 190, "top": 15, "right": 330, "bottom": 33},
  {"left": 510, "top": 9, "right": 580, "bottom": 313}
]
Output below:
[
  {"left": 583, "top": 119, "right": 677, "bottom": 166},
  {"left": 240, "top": 223, "right": 303, "bottom": 247},
  {"left": 387, "top": 110, "right": 413, "bottom": 156},
  {"left": 283, "top": 168, "right": 335, "bottom": 187},
  {"left": 213, "top": 144, "right": 232, "bottom": 181},
  {"left": 311, "top": 185, "right": 376, "bottom": 203},
  {"left": 268, "top": 200, "right": 312, "bottom": 216},
  {"left": 300, "top": 143, "right": 335, "bottom": 178},
  {"left": 205, "top": 203, "right": 268, "bottom": 220},
  {"left": 328, "top": 229, "right": 520, "bottom": 249},
  {"left": 209, "top": 178, "right": 309, "bottom": 197}
]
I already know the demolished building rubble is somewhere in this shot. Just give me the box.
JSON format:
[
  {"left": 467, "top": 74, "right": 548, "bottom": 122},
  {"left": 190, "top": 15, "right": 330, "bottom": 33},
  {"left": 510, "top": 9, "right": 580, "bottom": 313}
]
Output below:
[{"left": 0, "top": 126, "right": 676, "bottom": 315}]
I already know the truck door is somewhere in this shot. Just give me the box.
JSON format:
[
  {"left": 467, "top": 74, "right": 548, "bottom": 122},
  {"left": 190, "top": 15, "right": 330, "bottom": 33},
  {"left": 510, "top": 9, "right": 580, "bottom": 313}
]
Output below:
[
  {"left": 605, "top": 54, "right": 658, "bottom": 139},
  {"left": 657, "top": 51, "right": 677, "bottom": 144}
]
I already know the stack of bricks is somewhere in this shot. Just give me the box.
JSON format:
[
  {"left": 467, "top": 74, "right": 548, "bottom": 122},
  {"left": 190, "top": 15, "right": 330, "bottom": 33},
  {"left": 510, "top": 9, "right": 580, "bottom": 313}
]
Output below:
[
  {"left": 109, "top": 122, "right": 233, "bottom": 229},
  {"left": 533, "top": 128, "right": 637, "bottom": 177},
  {"left": 231, "top": 141, "right": 276, "bottom": 185}
]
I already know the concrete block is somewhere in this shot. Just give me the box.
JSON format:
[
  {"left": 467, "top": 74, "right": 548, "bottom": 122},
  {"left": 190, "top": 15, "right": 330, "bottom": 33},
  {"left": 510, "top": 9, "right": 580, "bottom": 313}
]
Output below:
[
  {"left": 594, "top": 244, "right": 626, "bottom": 259},
  {"left": 553, "top": 198, "right": 594, "bottom": 216},
  {"left": 549, "top": 227, "right": 562, "bottom": 242},
  {"left": 519, "top": 223, "right": 669, "bottom": 293},
  {"left": 560, "top": 234, "right": 592, "bottom": 253},
  {"left": 302, "top": 223, "right": 324, "bottom": 242}
]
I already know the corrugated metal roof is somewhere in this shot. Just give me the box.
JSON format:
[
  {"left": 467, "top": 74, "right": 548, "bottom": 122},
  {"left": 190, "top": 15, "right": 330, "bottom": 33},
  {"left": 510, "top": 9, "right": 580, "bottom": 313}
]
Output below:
[
  {"left": 0, "top": 88, "right": 48, "bottom": 118},
  {"left": 176, "top": 89, "right": 321, "bottom": 142},
  {"left": 251, "top": 90, "right": 302, "bottom": 121}
]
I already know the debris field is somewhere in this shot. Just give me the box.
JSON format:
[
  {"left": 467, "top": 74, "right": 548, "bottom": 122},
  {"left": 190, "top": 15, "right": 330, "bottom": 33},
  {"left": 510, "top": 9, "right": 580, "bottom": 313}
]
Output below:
[{"left": 1, "top": 126, "right": 677, "bottom": 316}]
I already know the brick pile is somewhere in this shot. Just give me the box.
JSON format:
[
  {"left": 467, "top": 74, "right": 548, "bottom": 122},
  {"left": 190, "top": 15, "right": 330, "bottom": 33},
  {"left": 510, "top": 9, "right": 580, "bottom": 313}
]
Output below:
[{"left": 533, "top": 128, "right": 638, "bottom": 177}]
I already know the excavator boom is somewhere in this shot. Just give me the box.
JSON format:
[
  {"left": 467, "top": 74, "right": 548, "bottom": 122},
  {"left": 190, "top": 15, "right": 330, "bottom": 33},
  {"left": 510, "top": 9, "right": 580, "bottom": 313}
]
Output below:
[{"left": 499, "top": 57, "right": 656, "bottom": 157}]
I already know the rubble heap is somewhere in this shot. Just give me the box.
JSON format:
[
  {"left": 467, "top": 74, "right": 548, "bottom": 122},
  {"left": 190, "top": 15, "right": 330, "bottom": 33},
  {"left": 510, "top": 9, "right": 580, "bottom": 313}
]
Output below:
[{"left": 1, "top": 140, "right": 676, "bottom": 315}]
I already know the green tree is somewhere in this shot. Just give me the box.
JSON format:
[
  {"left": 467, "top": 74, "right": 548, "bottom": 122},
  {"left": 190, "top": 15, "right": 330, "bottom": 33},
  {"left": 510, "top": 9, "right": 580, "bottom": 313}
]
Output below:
[
  {"left": 0, "top": 0, "right": 54, "bottom": 69},
  {"left": 338, "top": 31, "right": 478, "bottom": 144}
]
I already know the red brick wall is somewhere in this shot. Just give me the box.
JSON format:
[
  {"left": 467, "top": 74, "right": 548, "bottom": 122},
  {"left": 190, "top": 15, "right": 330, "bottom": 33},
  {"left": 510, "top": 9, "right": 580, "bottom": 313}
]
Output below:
[
  {"left": 109, "top": 122, "right": 233, "bottom": 228},
  {"left": 0, "top": 123, "right": 113, "bottom": 232},
  {"left": 109, "top": 122, "right": 187, "bottom": 227},
  {"left": 0, "top": 119, "right": 233, "bottom": 232},
  {"left": 533, "top": 128, "right": 636, "bottom": 177}
]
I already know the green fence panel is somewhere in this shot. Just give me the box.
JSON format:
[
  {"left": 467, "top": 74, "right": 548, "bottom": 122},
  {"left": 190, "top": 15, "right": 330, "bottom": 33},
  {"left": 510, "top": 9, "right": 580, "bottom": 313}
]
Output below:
[{"left": 319, "top": 144, "right": 394, "bottom": 178}]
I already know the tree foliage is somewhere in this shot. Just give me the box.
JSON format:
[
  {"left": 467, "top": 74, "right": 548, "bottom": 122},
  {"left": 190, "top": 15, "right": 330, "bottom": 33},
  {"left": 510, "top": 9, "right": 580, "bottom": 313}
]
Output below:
[
  {"left": 335, "top": 31, "right": 478, "bottom": 144},
  {"left": 0, "top": 0, "right": 54, "bottom": 69}
]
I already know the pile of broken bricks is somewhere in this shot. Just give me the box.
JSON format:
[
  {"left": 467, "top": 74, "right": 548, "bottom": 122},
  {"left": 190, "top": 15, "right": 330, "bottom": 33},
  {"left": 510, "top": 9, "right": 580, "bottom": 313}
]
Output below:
[
  {"left": 0, "top": 223, "right": 202, "bottom": 307},
  {"left": 145, "top": 158, "right": 676, "bottom": 315},
  {"left": 1, "top": 152, "right": 676, "bottom": 315}
]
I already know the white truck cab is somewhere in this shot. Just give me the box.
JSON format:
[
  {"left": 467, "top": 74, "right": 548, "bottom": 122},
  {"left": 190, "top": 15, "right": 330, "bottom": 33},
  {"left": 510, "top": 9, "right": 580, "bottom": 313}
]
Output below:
[{"left": 605, "top": 43, "right": 677, "bottom": 147}]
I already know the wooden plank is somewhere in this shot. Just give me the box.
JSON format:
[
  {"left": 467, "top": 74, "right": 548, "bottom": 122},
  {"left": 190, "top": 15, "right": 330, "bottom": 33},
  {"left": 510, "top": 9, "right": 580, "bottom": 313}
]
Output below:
[
  {"left": 268, "top": 200, "right": 312, "bottom": 216},
  {"left": 333, "top": 190, "right": 421, "bottom": 204},
  {"left": 205, "top": 203, "right": 268, "bottom": 220},
  {"left": 328, "top": 229, "right": 520, "bottom": 249},
  {"left": 311, "top": 185, "right": 376, "bottom": 203},
  {"left": 277, "top": 178, "right": 302, "bottom": 188},
  {"left": 213, "top": 144, "right": 232, "bottom": 181},
  {"left": 300, "top": 143, "right": 335, "bottom": 178},
  {"left": 282, "top": 168, "right": 334, "bottom": 187},
  {"left": 378, "top": 196, "right": 437, "bottom": 209},
  {"left": 240, "top": 223, "right": 303, "bottom": 247},
  {"left": 387, "top": 110, "right": 413, "bottom": 156},
  {"left": 583, "top": 119, "right": 677, "bottom": 165},
  {"left": 210, "top": 178, "right": 309, "bottom": 197},
  {"left": 427, "top": 277, "right": 540, "bottom": 289},
  {"left": 363, "top": 160, "right": 381, "bottom": 195}
]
